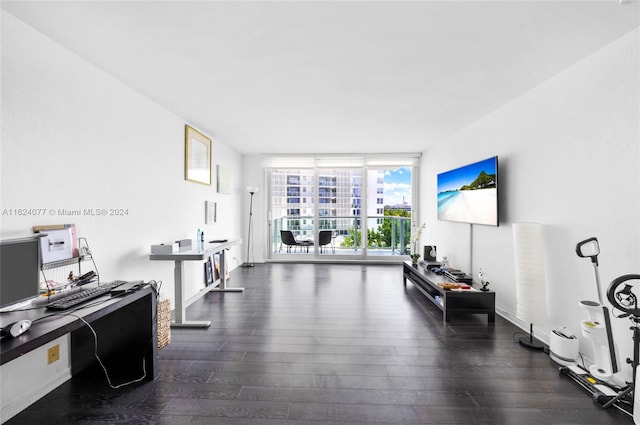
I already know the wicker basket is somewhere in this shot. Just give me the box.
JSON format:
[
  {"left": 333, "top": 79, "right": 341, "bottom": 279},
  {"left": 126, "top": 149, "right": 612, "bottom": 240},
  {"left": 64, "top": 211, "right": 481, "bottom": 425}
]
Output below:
[{"left": 157, "top": 298, "right": 171, "bottom": 350}]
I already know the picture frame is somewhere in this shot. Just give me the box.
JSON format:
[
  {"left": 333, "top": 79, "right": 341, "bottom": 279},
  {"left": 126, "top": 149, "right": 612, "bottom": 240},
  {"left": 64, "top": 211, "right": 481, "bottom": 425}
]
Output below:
[
  {"left": 213, "top": 253, "right": 221, "bottom": 280},
  {"left": 185, "top": 125, "right": 212, "bottom": 185},
  {"left": 205, "top": 256, "right": 214, "bottom": 286},
  {"left": 205, "top": 201, "right": 217, "bottom": 224},
  {"left": 217, "top": 164, "right": 231, "bottom": 194}
]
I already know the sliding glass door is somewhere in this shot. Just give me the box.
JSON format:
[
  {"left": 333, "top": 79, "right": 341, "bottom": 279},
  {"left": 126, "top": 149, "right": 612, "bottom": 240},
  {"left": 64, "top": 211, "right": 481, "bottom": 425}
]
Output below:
[
  {"left": 364, "top": 167, "right": 413, "bottom": 259},
  {"left": 271, "top": 168, "right": 314, "bottom": 255},
  {"left": 270, "top": 167, "right": 364, "bottom": 259},
  {"left": 317, "top": 168, "right": 364, "bottom": 257},
  {"left": 268, "top": 157, "right": 418, "bottom": 261}
]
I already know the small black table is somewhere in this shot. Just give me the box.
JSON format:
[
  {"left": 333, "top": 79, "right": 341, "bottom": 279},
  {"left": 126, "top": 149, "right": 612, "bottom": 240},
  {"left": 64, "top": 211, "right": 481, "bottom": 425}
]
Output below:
[{"left": 403, "top": 261, "right": 495, "bottom": 323}]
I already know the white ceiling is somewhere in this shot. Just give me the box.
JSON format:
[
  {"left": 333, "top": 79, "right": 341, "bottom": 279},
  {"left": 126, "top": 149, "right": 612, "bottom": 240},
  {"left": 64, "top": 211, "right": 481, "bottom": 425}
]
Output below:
[{"left": 2, "top": 1, "right": 639, "bottom": 155}]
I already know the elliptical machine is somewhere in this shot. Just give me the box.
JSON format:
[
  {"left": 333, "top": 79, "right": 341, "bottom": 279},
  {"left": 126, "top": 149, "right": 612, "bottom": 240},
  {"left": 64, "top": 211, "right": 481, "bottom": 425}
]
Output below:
[{"left": 557, "top": 237, "right": 639, "bottom": 422}]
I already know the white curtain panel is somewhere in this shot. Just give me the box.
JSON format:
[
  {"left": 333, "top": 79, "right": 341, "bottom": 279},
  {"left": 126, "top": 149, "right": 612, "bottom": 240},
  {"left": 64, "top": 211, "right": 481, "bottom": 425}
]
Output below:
[{"left": 513, "top": 222, "right": 548, "bottom": 325}]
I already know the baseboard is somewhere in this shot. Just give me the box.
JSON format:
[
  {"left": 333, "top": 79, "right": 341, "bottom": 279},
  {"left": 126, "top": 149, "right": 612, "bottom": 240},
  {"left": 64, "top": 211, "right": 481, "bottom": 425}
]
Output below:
[
  {"left": 1, "top": 369, "right": 70, "bottom": 423},
  {"left": 494, "top": 306, "right": 551, "bottom": 346}
]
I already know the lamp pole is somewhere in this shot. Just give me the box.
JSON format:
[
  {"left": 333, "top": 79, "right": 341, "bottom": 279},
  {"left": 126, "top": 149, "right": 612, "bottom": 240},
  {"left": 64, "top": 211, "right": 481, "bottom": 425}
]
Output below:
[{"left": 242, "top": 187, "right": 258, "bottom": 267}]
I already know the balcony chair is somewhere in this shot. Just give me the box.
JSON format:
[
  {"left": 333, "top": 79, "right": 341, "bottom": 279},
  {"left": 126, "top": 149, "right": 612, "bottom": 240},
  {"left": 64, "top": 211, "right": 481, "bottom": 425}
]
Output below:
[
  {"left": 280, "top": 230, "right": 301, "bottom": 253},
  {"left": 318, "top": 230, "right": 334, "bottom": 254}
]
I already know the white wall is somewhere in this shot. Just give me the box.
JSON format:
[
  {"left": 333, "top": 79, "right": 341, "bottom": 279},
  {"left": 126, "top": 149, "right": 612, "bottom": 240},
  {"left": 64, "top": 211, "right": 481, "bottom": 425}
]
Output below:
[
  {"left": 1, "top": 11, "right": 244, "bottom": 305},
  {"left": 241, "top": 155, "right": 267, "bottom": 263},
  {"left": 421, "top": 29, "right": 639, "bottom": 382}
]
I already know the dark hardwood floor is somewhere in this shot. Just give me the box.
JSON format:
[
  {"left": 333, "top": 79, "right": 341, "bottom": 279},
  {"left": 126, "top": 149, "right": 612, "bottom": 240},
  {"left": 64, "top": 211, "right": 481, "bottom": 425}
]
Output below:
[{"left": 7, "top": 263, "right": 631, "bottom": 424}]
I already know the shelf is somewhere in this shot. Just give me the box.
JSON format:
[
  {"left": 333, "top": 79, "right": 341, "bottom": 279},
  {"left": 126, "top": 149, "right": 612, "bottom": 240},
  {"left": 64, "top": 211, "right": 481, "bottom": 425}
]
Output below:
[
  {"left": 41, "top": 255, "right": 88, "bottom": 270},
  {"left": 40, "top": 237, "right": 99, "bottom": 289},
  {"left": 413, "top": 283, "right": 445, "bottom": 312}
]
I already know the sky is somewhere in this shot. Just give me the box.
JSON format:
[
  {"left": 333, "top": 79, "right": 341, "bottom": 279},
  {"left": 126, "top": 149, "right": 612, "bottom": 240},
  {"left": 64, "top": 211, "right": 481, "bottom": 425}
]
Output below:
[
  {"left": 437, "top": 157, "right": 497, "bottom": 193},
  {"left": 384, "top": 167, "right": 412, "bottom": 206}
]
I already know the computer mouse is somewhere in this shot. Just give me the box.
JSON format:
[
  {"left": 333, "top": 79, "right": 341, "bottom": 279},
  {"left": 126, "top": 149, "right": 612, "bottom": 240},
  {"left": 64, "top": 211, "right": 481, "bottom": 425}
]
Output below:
[{"left": 0, "top": 319, "right": 32, "bottom": 338}]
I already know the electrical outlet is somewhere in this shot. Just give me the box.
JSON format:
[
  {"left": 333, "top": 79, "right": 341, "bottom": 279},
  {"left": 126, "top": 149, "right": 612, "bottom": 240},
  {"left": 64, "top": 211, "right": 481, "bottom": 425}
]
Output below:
[{"left": 47, "top": 344, "right": 60, "bottom": 364}]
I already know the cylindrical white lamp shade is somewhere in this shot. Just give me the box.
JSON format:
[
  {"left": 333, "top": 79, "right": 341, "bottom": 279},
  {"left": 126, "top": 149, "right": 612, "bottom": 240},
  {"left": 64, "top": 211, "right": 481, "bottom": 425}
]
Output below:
[{"left": 513, "top": 222, "right": 548, "bottom": 325}]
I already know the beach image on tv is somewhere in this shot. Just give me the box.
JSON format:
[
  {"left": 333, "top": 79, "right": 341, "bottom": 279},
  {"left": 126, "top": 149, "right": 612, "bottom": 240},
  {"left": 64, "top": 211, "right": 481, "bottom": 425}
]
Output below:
[{"left": 437, "top": 157, "right": 498, "bottom": 226}]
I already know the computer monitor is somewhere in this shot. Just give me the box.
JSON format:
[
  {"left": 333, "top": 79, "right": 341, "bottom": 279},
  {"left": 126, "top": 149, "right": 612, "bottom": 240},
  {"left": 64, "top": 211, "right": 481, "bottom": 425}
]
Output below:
[{"left": 0, "top": 236, "right": 42, "bottom": 308}]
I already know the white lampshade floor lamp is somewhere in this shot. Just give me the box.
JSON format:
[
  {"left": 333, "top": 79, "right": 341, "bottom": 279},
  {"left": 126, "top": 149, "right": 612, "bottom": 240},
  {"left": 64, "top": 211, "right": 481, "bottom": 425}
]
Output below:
[{"left": 513, "top": 222, "right": 547, "bottom": 350}]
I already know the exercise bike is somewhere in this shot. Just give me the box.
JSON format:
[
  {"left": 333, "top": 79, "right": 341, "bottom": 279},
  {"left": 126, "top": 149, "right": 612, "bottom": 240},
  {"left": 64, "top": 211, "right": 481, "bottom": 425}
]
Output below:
[
  {"left": 604, "top": 273, "right": 640, "bottom": 423},
  {"left": 558, "top": 237, "right": 640, "bottom": 422}
]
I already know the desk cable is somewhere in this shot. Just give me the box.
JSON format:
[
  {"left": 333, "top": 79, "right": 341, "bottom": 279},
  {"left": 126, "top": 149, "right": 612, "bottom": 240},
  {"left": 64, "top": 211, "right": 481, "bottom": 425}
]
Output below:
[
  {"left": 74, "top": 280, "right": 162, "bottom": 389},
  {"left": 66, "top": 280, "right": 163, "bottom": 389},
  {"left": 67, "top": 313, "right": 150, "bottom": 389}
]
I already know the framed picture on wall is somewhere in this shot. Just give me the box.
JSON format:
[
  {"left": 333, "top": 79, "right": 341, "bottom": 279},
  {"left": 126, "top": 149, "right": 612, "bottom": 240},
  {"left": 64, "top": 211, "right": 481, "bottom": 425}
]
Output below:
[
  {"left": 205, "top": 201, "right": 217, "bottom": 224},
  {"left": 185, "top": 125, "right": 212, "bottom": 185},
  {"left": 217, "top": 165, "right": 230, "bottom": 194}
]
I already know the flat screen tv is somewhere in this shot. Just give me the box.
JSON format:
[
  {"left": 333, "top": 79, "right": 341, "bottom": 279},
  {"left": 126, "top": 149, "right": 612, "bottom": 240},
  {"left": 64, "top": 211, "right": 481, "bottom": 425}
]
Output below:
[{"left": 437, "top": 156, "right": 499, "bottom": 226}]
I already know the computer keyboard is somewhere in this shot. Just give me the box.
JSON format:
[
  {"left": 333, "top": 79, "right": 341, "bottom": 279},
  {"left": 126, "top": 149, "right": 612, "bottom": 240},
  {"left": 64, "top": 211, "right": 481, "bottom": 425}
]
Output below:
[{"left": 46, "top": 280, "right": 128, "bottom": 310}]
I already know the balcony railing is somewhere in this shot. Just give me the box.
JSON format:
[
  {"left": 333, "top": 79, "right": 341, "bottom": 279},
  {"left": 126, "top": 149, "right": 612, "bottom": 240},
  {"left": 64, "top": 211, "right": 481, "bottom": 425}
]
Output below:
[{"left": 273, "top": 215, "right": 412, "bottom": 257}]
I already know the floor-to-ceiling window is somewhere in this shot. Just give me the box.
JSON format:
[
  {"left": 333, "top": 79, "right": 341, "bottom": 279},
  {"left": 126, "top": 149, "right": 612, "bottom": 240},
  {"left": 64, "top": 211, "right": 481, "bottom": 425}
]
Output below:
[
  {"left": 267, "top": 155, "right": 420, "bottom": 261},
  {"left": 365, "top": 166, "right": 413, "bottom": 259}
]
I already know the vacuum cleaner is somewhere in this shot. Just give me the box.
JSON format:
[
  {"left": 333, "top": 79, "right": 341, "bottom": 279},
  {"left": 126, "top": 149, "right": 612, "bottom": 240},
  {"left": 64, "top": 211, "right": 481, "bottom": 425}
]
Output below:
[
  {"left": 556, "top": 237, "right": 639, "bottom": 422},
  {"left": 575, "top": 237, "right": 618, "bottom": 383}
]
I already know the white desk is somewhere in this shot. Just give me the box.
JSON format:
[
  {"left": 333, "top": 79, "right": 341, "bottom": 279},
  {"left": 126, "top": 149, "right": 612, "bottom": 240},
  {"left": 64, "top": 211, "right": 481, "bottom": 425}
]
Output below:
[{"left": 149, "top": 239, "right": 242, "bottom": 328}]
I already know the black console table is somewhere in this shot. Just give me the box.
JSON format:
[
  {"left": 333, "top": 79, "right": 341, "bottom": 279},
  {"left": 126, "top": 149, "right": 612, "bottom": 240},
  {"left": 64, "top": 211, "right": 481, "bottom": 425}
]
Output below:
[
  {"left": 1, "top": 285, "right": 158, "bottom": 374},
  {"left": 403, "top": 261, "right": 495, "bottom": 323},
  {"left": 1, "top": 285, "right": 158, "bottom": 420}
]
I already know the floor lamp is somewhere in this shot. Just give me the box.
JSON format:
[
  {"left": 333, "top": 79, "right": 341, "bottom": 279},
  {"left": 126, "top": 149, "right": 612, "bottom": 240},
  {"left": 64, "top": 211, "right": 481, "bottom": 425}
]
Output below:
[
  {"left": 513, "top": 222, "right": 547, "bottom": 350},
  {"left": 241, "top": 186, "right": 259, "bottom": 267}
]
